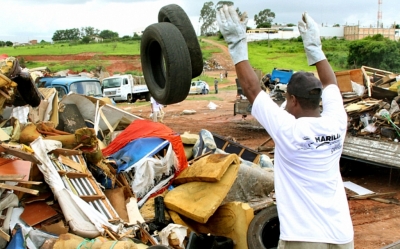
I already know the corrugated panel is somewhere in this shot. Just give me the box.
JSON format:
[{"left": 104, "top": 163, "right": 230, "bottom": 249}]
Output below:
[{"left": 342, "top": 135, "right": 400, "bottom": 168}]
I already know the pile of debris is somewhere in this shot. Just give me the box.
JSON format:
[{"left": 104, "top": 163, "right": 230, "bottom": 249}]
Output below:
[
  {"left": 339, "top": 66, "right": 400, "bottom": 141},
  {"left": 203, "top": 59, "right": 224, "bottom": 71},
  {"left": 0, "top": 56, "right": 276, "bottom": 249}
]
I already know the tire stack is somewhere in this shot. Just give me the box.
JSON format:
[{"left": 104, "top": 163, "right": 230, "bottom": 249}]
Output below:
[{"left": 141, "top": 4, "right": 203, "bottom": 105}]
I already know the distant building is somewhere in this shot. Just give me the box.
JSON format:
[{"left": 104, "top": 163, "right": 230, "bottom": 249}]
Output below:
[
  {"left": 91, "top": 36, "right": 103, "bottom": 42},
  {"left": 29, "top": 40, "right": 38, "bottom": 45},
  {"left": 344, "top": 26, "right": 396, "bottom": 41},
  {"left": 247, "top": 28, "right": 278, "bottom": 34},
  {"left": 246, "top": 25, "right": 397, "bottom": 42}
]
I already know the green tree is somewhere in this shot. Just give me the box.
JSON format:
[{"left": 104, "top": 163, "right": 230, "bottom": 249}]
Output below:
[
  {"left": 199, "top": 1, "right": 216, "bottom": 36},
  {"left": 52, "top": 30, "right": 65, "bottom": 41},
  {"left": 5, "top": 41, "right": 13, "bottom": 46},
  {"left": 347, "top": 34, "right": 400, "bottom": 72},
  {"left": 287, "top": 23, "right": 296, "bottom": 27},
  {"left": 215, "top": 1, "right": 233, "bottom": 9},
  {"left": 333, "top": 24, "right": 340, "bottom": 27},
  {"left": 99, "top": 30, "right": 119, "bottom": 40},
  {"left": 81, "top": 26, "right": 99, "bottom": 37},
  {"left": 254, "top": 9, "right": 275, "bottom": 28},
  {"left": 81, "top": 36, "right": 91, "bottom": 44},
  {"left": 0, "top": 41, "right": 5, "bottom": 47}
]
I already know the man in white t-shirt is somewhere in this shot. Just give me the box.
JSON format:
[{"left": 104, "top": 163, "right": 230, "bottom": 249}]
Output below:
[
  {"left": 217, "top": 5, "right": 354, "bottom": 249},
  {"left": 150, "top": 96, "right": 164, "bottom": 123}
]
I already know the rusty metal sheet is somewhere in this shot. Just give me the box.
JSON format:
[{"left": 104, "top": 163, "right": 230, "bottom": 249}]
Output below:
[{"left": 342, "top": 134, "right": 400, "bottom": 168}]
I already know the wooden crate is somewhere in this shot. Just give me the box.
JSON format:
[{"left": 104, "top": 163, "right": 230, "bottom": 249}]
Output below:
[{"left": 335, "top": 69, "right": 364, "bottom": 92}]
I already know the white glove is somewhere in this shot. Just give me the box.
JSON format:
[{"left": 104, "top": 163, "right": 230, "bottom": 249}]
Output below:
[
  {"left": 298, "top": 12, "right": 326, "bottom": 66},
  {"left": 216, "top": 5, "right": 248, "bottom": 65}
]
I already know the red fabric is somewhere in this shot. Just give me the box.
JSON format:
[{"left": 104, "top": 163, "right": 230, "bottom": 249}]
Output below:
[{"left": 102, "top": 119, "right": 188, "bottom": 174}]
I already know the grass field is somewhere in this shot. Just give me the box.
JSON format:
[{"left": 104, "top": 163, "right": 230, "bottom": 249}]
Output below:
[{"left": 0, "top": 36, "right": 350, "bottom": 74}]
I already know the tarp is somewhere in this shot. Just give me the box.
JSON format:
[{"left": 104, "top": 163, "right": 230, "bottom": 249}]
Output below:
[
  {"left": 109, "top": 137, "right": 169, "bottom": 173},
  {"left": 102, "top": 119, "right": 188, "bottom": 175}
]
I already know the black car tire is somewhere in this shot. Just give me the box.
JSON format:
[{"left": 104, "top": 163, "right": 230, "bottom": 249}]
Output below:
[
  {"left": 158, "top": 4, "right": 203, "bottom": 78},
  {"left": 247, "top": 205, "right": 280, "bottom": 249},
  {"left": 141, "top": 22, "right": 192, "bottom": 105}
]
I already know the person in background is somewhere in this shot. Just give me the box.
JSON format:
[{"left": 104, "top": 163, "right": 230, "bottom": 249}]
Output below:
[
  {"left": 214, "top": 78, "right": 219, "bottom": 94},
  {"left": 216, "top": 5, "right": 354, "bottom": 249},
  {"left": 220, "top": 72, "right": 223, "bottom": 81},
  {"left": 150, "top": 96, "right": 164, "bottom": 123},
  {"left": 201, "top": 84, "right": 206, "bottom": 95}
]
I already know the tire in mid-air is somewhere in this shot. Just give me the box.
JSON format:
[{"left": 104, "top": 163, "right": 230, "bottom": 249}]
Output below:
[
  {"left": 140, "top": 22, "right": 192, "bottom": 105},
  {"left": 247, "top": 205, "right": 280, "bottom": 249},
  {"left": 158, "top": 4, "right": 203, "bottom": 79}
]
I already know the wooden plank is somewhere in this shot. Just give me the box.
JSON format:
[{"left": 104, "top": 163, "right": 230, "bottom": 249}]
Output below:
[
  {"left": 334, "top": 70, "right": 353, "bottom": 92},
  {"left": 0, "top": 183, "right": 39, "bottom": 195},
  {"left": 0, "top": 174, "right": 25, "bottom": 181},
  {"left": 12, "top": 180, "right": 42, "bottom": 185},
  {"left": 0, "top": 229, "right": 10, "bottom": 242},
  {"left": 58, "top": 155, "right": 85, "bottom": 172},
  {"left": 52, "top": 148, "right": 82, "bottom": 156},
  {"left": 0, "top": 157, "right": 33, "bottom": 179},
  {"left": 79, "top": 195, "right": 105, "bottom": 202},
  {"left": 0, "top": 146, "right": 40, "bottom": 164},
  {"left": 63, "top": 171, "right": 89, "bottom": 179}
]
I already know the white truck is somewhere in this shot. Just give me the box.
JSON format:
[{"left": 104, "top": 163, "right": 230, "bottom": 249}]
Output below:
[{"left": 102, "top": 74, "right": 151, "bottom": 103}]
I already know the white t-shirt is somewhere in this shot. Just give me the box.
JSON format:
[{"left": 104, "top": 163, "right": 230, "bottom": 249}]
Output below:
[
  {"left": 252, "top": 85, "right": 353, "bottom": 244},
  {"left": 150, "top": 97, "right": 163, "bottom": 112}
]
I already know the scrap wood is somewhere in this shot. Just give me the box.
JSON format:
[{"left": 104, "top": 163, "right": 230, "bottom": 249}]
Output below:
[
  {"left": 370, "top": 197, "right": 400, "bottom": 205},
  {"left": 0, "top": 183, "right": 38, "bottom": 195},
  {"left": 10, "top": 180, "right": 42, "bottom": 185},
  {"left": 103, "top": 225, "right": 119, "bottom": 241},
  {"left": 187, "top": 151, "right": 212, "bottom": 165},
  {"left": 0, "top": 229, "right": 9, "bottom": 242},
  {"left": 137, "top": 222, "right": 158, "bottom": 246},
  {"left": 349, "top": 192, "right": 397, "bottom": 200},
  {"left": 257, "top": 146, "right": 275, "bottom": 152},
  {"left": 0, "top": 174, "right": 25, "bottom": 181},
  {"left": 260, "top": 137, "right": 272, "bottom": 146}
]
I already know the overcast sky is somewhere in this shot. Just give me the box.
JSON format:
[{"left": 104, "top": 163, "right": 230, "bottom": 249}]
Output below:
[{"left": 1, "top": 0, "right": 398, "bottom": 43}]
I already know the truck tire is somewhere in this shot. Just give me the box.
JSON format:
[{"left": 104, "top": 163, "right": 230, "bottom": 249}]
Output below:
[
  {"left": 158, "top": 4, "right": 203, "bottom": 78},
  {"left": 141, "top": 22, "right": 192, "bottom": 105},
  {"left": 247, "top": 205, "right": 280, "bottom": 249}
]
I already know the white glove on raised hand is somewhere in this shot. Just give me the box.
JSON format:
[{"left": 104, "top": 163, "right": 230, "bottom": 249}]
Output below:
[
  {"left": 298, "top": 12, "right": 326, "bottom": 66},
  {"left": 216, "top": 5, "right": 248, "bottom": 65}
]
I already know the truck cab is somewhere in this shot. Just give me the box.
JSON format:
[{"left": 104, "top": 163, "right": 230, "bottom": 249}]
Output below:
[
  {"left": 40, "top": 77, "right": 103, "bottom": 99},
  {"left": 102, "top": 74, "right": 150, "bottom": 103}
]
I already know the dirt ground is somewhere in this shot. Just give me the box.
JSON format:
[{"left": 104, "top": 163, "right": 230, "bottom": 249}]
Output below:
[{"left": 24, "top": 40, "right": 400, "bottom": 249}]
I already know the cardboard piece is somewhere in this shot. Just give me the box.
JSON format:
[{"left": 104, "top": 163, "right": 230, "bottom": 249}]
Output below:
[
  {"left": 174, "top": 154, "right": 240, "bottom": 185},
  {"left": 38, "top": 88, "right": 59, "bottom": 126},
  {"left": 0, "top": 128, "right": 10, "bottom": 141},
  {"left": 105, "top": 187, "right": 129, "bottom": 222},
  {"left": 180, "top": 132, "right": 199, "bottom": 145},
  {"left": 41, "top": 220, "right": 69, "bottom": 235},
  {"left": 164, "top": 163, "right": 240, "bottom": 224},
  {"left": 126, "top": 197, "right": 145, "bottom": 225}
]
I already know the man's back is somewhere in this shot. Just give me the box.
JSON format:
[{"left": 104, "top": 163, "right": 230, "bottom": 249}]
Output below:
[{"left": 252, "top": 85, "right": 353, "bottom": 244}]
